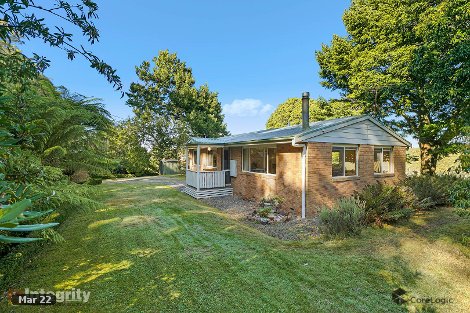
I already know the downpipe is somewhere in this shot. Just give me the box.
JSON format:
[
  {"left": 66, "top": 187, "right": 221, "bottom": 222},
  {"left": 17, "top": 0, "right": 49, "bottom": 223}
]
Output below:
[{"left": 291, "top": 138, "right": 306, "bottom": 219}]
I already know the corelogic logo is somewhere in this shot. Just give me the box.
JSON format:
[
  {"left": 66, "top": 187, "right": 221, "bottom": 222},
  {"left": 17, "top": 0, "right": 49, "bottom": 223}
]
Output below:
[
  {"left": 392, "top": 288, "right": 454, "bottom": 306},
  {"left": 6, "top": 288, "right": 90, "bottom": 305}
]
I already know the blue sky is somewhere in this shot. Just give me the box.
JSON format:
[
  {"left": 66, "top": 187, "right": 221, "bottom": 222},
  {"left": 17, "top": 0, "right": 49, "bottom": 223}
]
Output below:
[{"left": 21, "top": 0, "right": 350, "bottom": 134}]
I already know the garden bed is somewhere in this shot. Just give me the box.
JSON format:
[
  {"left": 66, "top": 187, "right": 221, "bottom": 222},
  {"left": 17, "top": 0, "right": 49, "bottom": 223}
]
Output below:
[{"left": 201, "top": 196, "right": 319, "bottom": 240}]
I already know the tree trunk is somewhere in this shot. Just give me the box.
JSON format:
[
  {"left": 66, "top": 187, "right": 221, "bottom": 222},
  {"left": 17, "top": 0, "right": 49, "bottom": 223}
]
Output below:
[{"left": 419, "top": 141, "right": 437, "bottom": 175}]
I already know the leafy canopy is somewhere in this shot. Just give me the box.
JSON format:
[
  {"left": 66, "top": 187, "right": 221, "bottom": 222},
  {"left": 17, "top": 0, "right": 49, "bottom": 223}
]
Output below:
[
  {"left": 316, "top": 0, "right": 469, "bottom": 174},
  {"left": 266, "top": 97, "right": 361, "bottom": 129},
  {"left": 0, "top": 0, "right": 122, "bottom": 91},
  {"left": 126, "top": 50, "right": 227, "bottom": 170}
]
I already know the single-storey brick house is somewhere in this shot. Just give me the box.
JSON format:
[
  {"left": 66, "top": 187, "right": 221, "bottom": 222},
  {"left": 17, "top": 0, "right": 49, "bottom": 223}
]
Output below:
[{"left": 184, "top": 93, "right": 410, "bottom": 218}]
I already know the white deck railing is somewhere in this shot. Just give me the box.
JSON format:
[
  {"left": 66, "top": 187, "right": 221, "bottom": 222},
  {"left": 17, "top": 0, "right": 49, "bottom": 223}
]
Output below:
[{"left": 186, "top": 170, "right": 226, "bottom": 189}]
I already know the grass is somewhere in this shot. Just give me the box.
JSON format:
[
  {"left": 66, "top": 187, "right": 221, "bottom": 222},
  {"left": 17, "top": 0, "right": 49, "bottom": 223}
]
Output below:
[{"left": 1, "top": 179, "right": 469, "bottom": 312}]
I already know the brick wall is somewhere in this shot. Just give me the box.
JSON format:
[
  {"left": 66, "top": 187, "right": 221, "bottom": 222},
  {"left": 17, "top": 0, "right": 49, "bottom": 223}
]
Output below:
[
  {"left": 306, "top": 143, "right": 407, "bottom": 216},
  {"left": 230, "top": 143, "right": 303, "bottom": 215},
  {"left": 229, "top": 142, "right": 406, "bottom": 217}
]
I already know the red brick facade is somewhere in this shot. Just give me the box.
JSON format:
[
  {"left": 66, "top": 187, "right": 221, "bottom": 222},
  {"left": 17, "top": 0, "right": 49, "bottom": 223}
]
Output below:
[
  {"left": 230, "top": 144, "right": 302, "bottom": 212},
  {"left": 305, "top": 143, "right": 406, "bottom": 216},
  {"left": 230, "top": 142, "right": 407, "bottom": 217}
]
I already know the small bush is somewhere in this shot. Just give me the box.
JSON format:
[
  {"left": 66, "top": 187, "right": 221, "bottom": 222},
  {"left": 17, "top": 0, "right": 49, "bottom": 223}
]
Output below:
[
  {"left": 88, "top": 177, "right": 103, "bottom": 185},
  {"left": 449, "top": 178, "right": 470, "bottom": 209},
  {"left": 257, "top": 206, "right": 272, "bottom": 218},
  {"left": 403, "top": 175, "right": 457, "bottom": 209},
  {"left": 454, "top": 208, "right": 470, "bottom": 218},
  {"left": 356, "top": 183, "right": 415, "bottom": 226},
  {"left": 257, "top": 196, "right": 284, "bottom": 217},
  {"left": 70, "top": 170, "right": 89, "bottom": 184},
  {"left": 319, "top": 198, "right": 366, "bottom": 237}
]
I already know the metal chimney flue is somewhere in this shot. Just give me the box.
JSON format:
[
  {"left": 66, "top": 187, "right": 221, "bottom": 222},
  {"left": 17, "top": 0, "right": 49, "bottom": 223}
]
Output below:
[{"left": 302, "top": 92, "right": 310, "bottom": 130}]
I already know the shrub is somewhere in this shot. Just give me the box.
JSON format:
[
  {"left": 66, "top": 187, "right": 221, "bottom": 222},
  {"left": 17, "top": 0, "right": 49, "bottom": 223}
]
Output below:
[
  {"left": 448, "top": 178, "right": 470, "bottom": 209},
  {"left": 257, "top": 196, "right": 284, "bottom": 217},
  {"left": 318, "top": 197, "right": 366, "bottom": 237},
  {"left": 403, "top": 175, "right": 457, "bottom": 209},
  {"left": 259, "top": 196, "right": 284, "bottom": 210},
  {"left": 70, "top": 170, "right": 89, "bottom": 184},
  {"left": 356, "top": 183, "right": 415, "bottom": 226},
  {"left": 88, "top": 177, "right": 103, "bottom": 185},
  {"left": 454, "top": 208, "right": 470, "bottom": 218},
  {"left": 257, "top": 206, "right": 272, "bottom": 218}
]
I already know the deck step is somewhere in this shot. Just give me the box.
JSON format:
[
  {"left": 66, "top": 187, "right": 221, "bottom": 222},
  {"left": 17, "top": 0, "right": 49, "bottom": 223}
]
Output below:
[{"left": 182, "top": 186, "right": 233, "bottom": 199}]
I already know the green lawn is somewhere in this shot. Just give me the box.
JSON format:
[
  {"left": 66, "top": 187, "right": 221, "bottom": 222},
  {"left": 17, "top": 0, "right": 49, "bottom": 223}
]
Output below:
[{"left": 1, "top": 179, "right": 469, "bottom": 312}]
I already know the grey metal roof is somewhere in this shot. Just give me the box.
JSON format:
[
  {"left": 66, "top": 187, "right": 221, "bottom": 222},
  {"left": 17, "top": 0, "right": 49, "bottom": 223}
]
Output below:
[{"left": 189, "top": 115, "right": 366, "bottom": 145}]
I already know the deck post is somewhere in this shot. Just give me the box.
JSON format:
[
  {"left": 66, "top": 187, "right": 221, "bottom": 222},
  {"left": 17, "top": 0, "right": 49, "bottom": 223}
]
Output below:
[
  {"left": 185, "top": 147, "right": 189, "bottom": 170},
  {"left": 196, "top": 145, "right": 201, "bottom": 191}
]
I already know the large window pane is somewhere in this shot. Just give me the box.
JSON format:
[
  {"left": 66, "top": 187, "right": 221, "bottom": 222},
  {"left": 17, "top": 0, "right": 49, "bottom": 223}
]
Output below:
[
  {"left": 383, "top": 149, "right": 391, "bottom": 173},
  {"left": 250, "top": 148, "right": 266, "bottom": 173},
  {"left": 374, "top": 148, "right": 382, "bottom": 173},
  {"left": 268, "top": 148, "right": 276, "bottom": 174},
  {"left": 207, "top": 150, "right": 214, "bottom": 167},
  {"left": 242, "top": 148, "right": 249, "bottom": 171},
  {"left": 332, "top": 148, "right": 344, "bottom": 177},
  {"left": 345, "top": 149, "right": 357, "bottom": 176}
]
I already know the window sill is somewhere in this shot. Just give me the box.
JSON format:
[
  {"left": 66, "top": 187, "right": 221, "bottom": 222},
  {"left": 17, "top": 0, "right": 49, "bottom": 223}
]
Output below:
[
  {"left": 374, "top": 173, "right": 395, "bottom": 178},
  {"left": 332, "top": 175, "right": 360, "bottom": 182},
  {"left": 241, "top": 171, "right": 276, "bottom": 178}
]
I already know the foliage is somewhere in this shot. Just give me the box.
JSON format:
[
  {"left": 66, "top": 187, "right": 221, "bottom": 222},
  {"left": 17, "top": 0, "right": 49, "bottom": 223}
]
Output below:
[
  {"left": 403, "top": 175, "right": 457, "bottom": 209},
  {"left": 126, "top": 50, "right": 228, "bottom": 167},
  {"left": 454, "top": 208, "right": 470, "bottom": 218},
  {"left": 107, "top": 118, "right": 156, "bottom": 176},
  {"left": 2, "top": 77, "right": 114, "bottom": 180},
  {"left": 0, "top": 0, "right": 122, "bottom": 91},
  {"left": 316, "top": 0, "right": 470, "bottom": 175},
  {"left": 355, "top": 183, "right": 415, "bottom": 226},
  {"left": 448, "top": 178, "right": 470, "bottom": 209},
  {"left": 318, "top": 197, "right": 366, "bottom": 237},
  {"left": 405, "top": 148, "right": 463, "bottom": 176},
  {"left": 256, "top": 196, "right": 285, "bottom": 218},
  {"left": 266, "top": 97, "right": 361, "bottom": 129}
]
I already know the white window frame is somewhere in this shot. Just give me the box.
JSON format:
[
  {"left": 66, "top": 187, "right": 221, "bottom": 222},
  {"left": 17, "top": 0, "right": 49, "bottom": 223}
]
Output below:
[
  {"left": 241, "top": 146, "right": 277, "bottom": 175},
  {"left": 332, "top": 146, "right": 358, "bottom": 178},
  {"left": 374, "top": 147, "right": 394, "bottom": 174}
]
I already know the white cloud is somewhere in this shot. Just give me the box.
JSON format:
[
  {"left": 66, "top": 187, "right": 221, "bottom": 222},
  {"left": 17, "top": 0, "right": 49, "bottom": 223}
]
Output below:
[{"left": 223, "top": 99, "right": 273, "bottom": 117}]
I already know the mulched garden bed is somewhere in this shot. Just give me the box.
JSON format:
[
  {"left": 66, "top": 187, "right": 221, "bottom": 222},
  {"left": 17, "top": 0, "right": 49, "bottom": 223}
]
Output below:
[{"left": 201, "top": 196, "right": 319, "bottom": 241}]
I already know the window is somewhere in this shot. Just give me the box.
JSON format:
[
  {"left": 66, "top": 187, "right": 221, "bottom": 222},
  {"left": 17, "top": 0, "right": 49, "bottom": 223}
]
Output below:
[
  {"left": 268, "top": 148, "right": 276, "bottom": 174},
  {"left": 189, "top": 150, "right": 197, "bottom": 169},
  {"left": 374, "top": 147, "right": 393, "bottom": 174},
  {"left": 242, "top": 147, "right": 276, "bottom": 174},
  {"left": 250, "top": 148, "right": 266, "bottom": 173},
  {"left": 206, "top": 149, "right": 217, "bottom": 168},
  {"left": 242, "top": 148, "right": 249, "bottom": 171},
  {"left": 332, "top": 146, "right": 357, "bottom": 177}
]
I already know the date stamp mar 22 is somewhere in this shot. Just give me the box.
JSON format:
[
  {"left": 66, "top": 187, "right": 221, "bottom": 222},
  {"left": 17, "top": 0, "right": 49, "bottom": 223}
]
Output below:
[{"left": 5, "top": 288, "right": 90, "bottom": 305}]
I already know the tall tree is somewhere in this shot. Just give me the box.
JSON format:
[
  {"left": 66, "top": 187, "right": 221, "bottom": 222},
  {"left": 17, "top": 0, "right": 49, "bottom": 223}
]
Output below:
[
  {"left": 266, "top": 97, "right": 361, "bottom": 129},
  {"left": 107, "top": 118, "right": 155, "bottom": 176},
  {"left": 126, "top": 50, "right": 227, "bottom": 165},
  {"left": 316, "top": 0, "right": 469, "bottom": 174}
]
